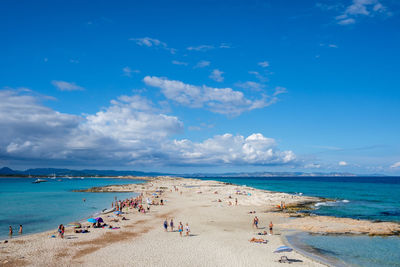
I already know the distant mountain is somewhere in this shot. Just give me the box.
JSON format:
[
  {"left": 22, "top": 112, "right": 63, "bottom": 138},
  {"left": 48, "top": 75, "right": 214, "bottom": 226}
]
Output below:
[
  {"left": 0, "top": 167, "right": 167, "bottom": 177},
  {"left": 0, "top": 166, "right": 386, "bottom": 177}
]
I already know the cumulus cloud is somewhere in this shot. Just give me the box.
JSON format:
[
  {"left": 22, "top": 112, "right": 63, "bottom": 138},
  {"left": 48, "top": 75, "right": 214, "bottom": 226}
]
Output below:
[
  {"left": 209, "top": 69, "right": 224, "bottom": 82},
  {"left": 129, "top": 37, "right": 176, "bottom": 54},
  {"left": 235, "top": 81, "right": 265, "bottom": 91},
  {"left": 338, "top": 161, "right": 348, "bottom": 166},
  {"left": 143, "top": 76, "right": 281, "bottom": 116},
  {"left": 334, "top": 0, "right": 389, "bottom": 25},
  {"left": 390, "top": 162, "right": 400, "bottom": 168},
  {"left": 51, "top": 80, "right": 84, "bottom": 91},
  {"left": 194, "top": 60, "right": 210, "bottom": 68},
  {"left": 0, "top": 89, "right": 296, "bottom": 168}
]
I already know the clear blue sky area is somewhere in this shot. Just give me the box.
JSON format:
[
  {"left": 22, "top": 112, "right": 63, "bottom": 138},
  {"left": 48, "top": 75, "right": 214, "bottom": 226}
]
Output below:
[{"left": 1, "top": 0, "right": 399, "bottom": 174}]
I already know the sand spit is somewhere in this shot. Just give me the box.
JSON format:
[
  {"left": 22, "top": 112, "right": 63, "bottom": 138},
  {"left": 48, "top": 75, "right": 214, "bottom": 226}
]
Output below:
[{"left": 1, "top": 177, "right": 398, "bottom": 266}]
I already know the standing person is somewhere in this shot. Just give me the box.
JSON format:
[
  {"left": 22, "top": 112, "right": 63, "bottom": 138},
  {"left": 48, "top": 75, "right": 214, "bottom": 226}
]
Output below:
[
  {"left": 185, "top": 223, "right": 190, "bottom": 237},
  {"left": 163, "top": 219, "right": 168, "bottom": 232},
  {"left": 58, "top": 224, "right": 64, "bottom": 238},
  {"left": 170, "top": 219, "right": 174, "bottom": 232},
  {"left": 235, "top": 198, "right": 238, "bottom": 206},
  {"left": 9, "top": 226, "right": 13, "bottom": 237},
  {"left": 19, "top": 225, "right": 23, "bottom": 234},
  {"left": 269, "top": 221, "right": 274, "bottom": 235},
  {"left": 178, "top": 222, "right": 183, "bottom": 237},
  {"left": 253, "top": 216, "right": 259, "bottom": 229}
]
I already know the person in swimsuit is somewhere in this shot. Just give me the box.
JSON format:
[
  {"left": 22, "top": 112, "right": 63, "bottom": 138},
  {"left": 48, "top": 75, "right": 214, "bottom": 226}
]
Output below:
[
  {"left": 58, "top": 224, "right": 64, "bottom": 238},
  {"left": 9, "top": 226, "right": 13, "bottom": 237},
  {"left": 185, "top": 223, "right": 190, "bottom": 236},
  {"left": 178, "top": 222, "right": 183, "bottom": 237},
  {"left": 253, "top": 216, "right": 259, "bottom": 229},
  {"left": 19, "top": 225, "right": 23, "bottom": 234},
  {"left": 170, "top": 219, "right": 174, "bottom": 232},
  {"left": 163, "top": 219, "right": 168, "bottom": 232},
  {"left": 269, "top": 221, "right": 273, "bottom": 235}
]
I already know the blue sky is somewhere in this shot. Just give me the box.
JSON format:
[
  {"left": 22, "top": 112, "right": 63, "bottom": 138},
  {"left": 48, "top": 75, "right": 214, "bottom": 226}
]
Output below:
[{"left": 1, "top": 0, "right": 399, "bottom": 174}]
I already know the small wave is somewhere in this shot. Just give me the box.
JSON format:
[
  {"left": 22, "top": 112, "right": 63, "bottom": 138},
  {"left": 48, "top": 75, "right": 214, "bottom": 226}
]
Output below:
[{"left": 315, "top": 200, "right": 350, "bottom": 207}]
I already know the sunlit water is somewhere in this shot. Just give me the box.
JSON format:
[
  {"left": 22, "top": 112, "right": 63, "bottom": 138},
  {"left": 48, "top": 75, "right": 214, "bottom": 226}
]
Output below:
[{"left": 0, "top": 177, "right": 142, "bottom": 239}]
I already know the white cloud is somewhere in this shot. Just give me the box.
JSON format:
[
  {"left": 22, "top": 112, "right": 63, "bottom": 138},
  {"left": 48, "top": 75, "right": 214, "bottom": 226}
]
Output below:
[
  {"left": 258, "top": 61, "right": 270, "bottom": 68},
  {"left": 187, "top": 45, "right": 214, "bottom": 51},
  {"left": 305, "top": 163, "right": 321, "bottom": 169},
  {"left": 0, "top": 89, "right": 296, "bottom": 168},
  {"left": 129, "top": 37, "right": 176, "bottom": 54},
  {"left": 209, "top": 69, "right": 224, "bottom": 82},
  {"left": 51, "top": 80, "right": 84, "bottom": 91},
  {"left": 390, "top": 162, "right": 400, "bottom": 168},
  {"left": 172, "top": 60, "right": 188, "bottom": 66},
  {"left": 122, "top": 67, "right": 140, "bottom": 77},
  {"left": 235, "top": 81, "right": 265, "bottom": 91},
  {"left": 143, "top": 76, "right": 282, "bottom": 116},
  {"left": 338, "top": 161, "right": 348, "bottom": 166},
  {"left": 219, "top": 43, "right": 231, "bottom": 48},
  {"left": 168, "top": 133, "right": 296, "bottom": 166},
  {"left": 335, "top": 0, "right": 389, "bottom": 25},
  {"left": 273, "top": 86, "right": 287, "bottom": 96},
  {"left": 194, "top": 60, "right": 210, "bottom": 68},
  {"left": 248, "top": 71, "right": 268, "bottom": 82}
]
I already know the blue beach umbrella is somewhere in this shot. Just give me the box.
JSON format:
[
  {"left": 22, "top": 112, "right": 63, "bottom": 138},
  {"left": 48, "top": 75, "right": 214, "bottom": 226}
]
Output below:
[
  {"left": 274, "top": 246, "right": 293, "bottom": 253},
  {"left": 114, "top": 211, "right": 122, "bottom": 215},
  {"left": 87, "top": 218, "right": 97, "bottom": 223}
]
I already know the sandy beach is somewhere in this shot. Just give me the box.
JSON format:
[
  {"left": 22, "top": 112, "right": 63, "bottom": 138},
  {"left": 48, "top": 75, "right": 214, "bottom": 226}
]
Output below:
[{"left": 1, "top": 177, "right": 399, "bottom": 267}]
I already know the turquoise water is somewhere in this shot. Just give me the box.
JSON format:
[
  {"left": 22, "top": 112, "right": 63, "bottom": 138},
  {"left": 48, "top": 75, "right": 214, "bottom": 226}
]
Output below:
[
  {"left": 0, "top": 177, "right": 142, "bottom": 240},
  {"left": 198, "top": 176, "right": 400, "bottom": 267}
]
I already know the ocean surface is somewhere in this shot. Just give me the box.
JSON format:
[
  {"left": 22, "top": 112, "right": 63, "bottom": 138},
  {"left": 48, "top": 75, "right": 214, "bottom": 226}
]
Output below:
[
  {"left": 0, "top": 177, "right": 142, "bottom": 240},
  {"left": 198, "top": 176, "right": 400, "bottom": 267}
]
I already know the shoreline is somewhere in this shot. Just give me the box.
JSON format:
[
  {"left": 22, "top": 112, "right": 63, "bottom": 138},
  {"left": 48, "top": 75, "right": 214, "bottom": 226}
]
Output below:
[{"left": 1, "top": 176, "right": 399, "bottom": 266}]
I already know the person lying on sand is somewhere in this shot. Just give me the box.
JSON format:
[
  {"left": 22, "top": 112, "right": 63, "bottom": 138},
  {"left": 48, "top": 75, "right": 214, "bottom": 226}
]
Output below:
[
  {"left": 249, "top": 237, "right": 267, "bottom": 243},
  {"left": 257, "top": 231, "right": 268, "bottom": 235}
]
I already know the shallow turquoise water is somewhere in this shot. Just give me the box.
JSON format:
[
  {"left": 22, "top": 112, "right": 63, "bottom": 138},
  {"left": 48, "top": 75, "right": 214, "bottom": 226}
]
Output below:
[{"left": 0, "top": 177, "right": 142, "bottom": 240}]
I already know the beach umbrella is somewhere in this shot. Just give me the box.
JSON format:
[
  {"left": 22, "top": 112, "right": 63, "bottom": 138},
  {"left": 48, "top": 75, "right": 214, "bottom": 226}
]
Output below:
[
  {"left": 114, "top": 211, "right": 123, "bottom": 215},
  {"left": 87, "top": 218, "right": 97, "bottom": 223},
  {"left": 95, "top": 217, "right": 103, "bottom": 223},
  {"left": 274, "top": 246, "right": 293, "bottom": 253},
  {"left": 152, "top": 193, "right": 157, "bottom": 196}
]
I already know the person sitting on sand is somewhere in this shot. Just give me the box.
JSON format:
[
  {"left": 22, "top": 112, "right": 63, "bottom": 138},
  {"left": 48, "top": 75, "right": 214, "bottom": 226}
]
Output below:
[{"left": 253, "top": 216, "right": 259, "bottom": 229}]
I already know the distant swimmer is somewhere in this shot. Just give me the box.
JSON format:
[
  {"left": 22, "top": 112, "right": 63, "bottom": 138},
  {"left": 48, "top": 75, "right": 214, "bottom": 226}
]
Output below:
[{"left": 9, "top": 226, "right": 13, "bottom": 237}]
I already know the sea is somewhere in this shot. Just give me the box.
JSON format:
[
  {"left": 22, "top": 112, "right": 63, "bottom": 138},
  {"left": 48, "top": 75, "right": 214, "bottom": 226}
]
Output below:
[
  {"left": 197, "top": 176, "right": 400, "bottom": 267},
  {"left": 0, "top": 177, "right": 141, "bottom": 240}
]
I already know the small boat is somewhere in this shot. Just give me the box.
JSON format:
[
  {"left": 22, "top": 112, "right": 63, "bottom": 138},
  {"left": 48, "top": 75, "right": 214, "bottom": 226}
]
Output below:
[
  {"left": 32, "top": 178, "right": 47, "bottom": 184},
  {"left": 101, "top": 207, "right": 116, "bottom": 214}
]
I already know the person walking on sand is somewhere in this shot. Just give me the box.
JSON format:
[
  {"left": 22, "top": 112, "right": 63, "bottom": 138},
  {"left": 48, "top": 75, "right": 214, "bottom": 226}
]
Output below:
[
  {"left": 170, "top": 219, "right": 174, "bottom": 232},
  {"left": 178, "top": 222, "right": 183, "bottom": 237},
  {"left": 185, "top": 223, "right": 190, "bottom": 237},
  {"left": 235, "top": 198, "right": 238, "bottom": 206},
  {"left": 253, "top": 216, "right": 259, "bottom": 229},
  {"left": 19, "top": 225, "right": 23, "bottom": 234},
  {"left": 163, "top": 219, "right": 168, "bottom": 232},
  {"left": 269, "top": 221, "right": 274, "bottom": 235},
  {"left": 9, "top": 226, "right": 12, "bottom": 237}
]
